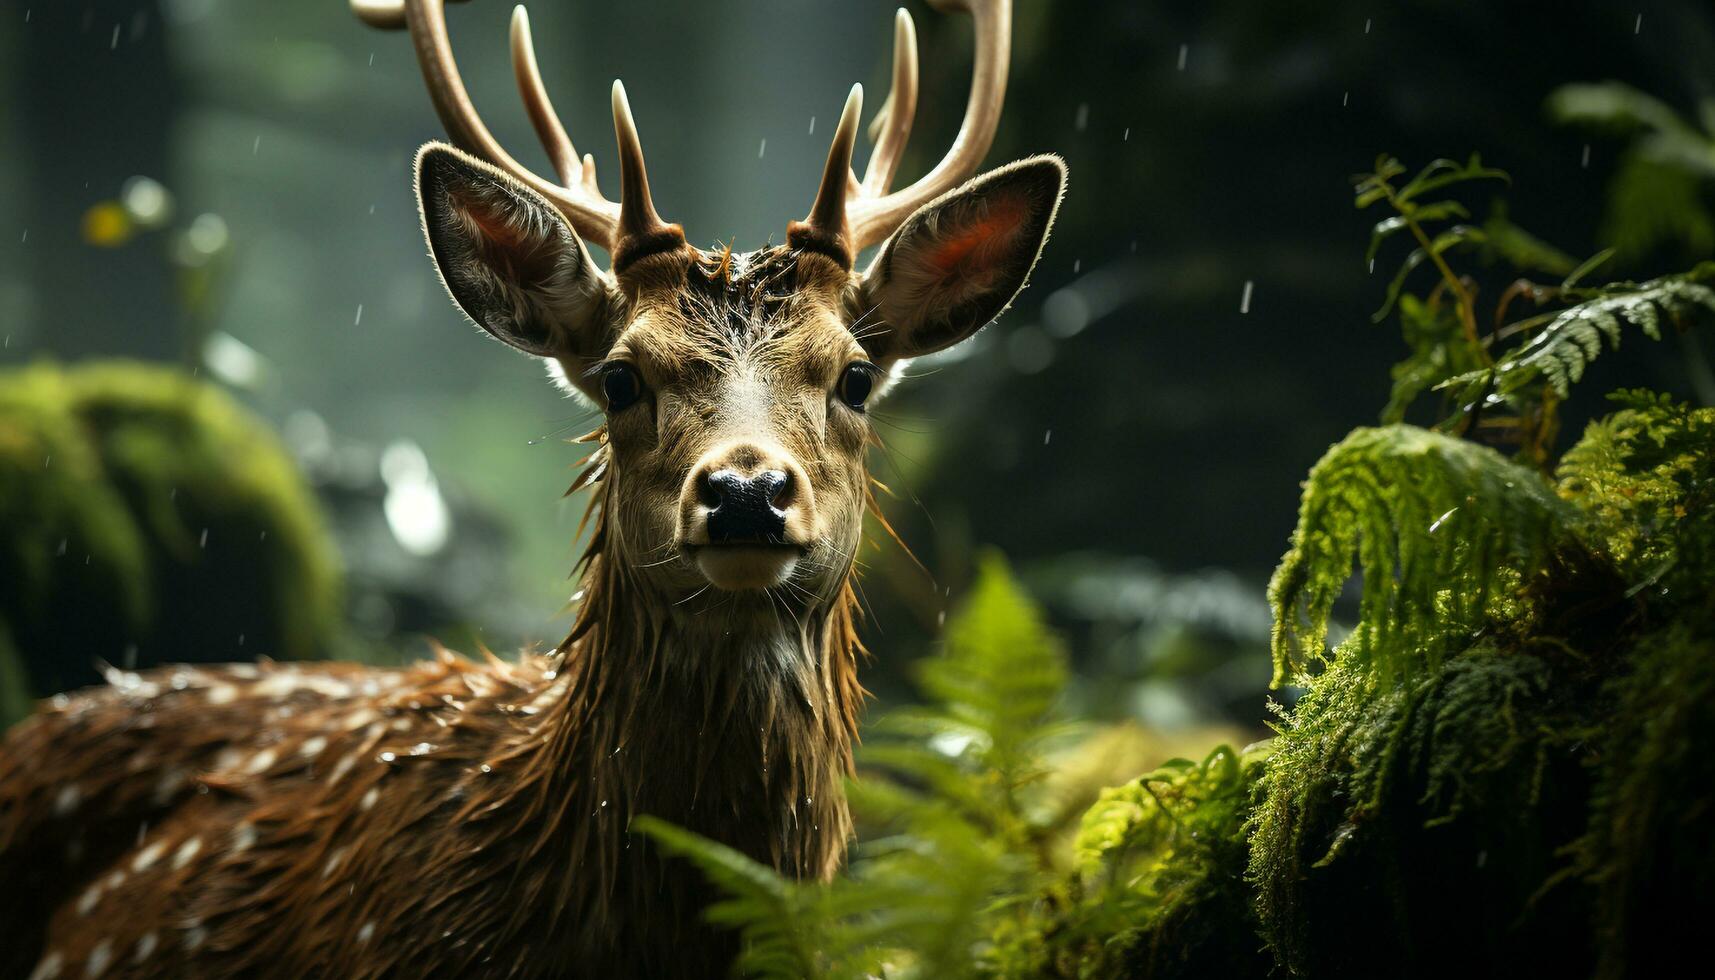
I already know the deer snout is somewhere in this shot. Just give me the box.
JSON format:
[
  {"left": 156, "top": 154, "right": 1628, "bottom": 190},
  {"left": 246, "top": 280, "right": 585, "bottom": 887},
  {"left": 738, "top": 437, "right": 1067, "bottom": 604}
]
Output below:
[
  {"left": 679, "top": 444, "right": 815, "bottom": 590},
  {"left": 703, "top": 469, "right": 791, "bottom": 543}
]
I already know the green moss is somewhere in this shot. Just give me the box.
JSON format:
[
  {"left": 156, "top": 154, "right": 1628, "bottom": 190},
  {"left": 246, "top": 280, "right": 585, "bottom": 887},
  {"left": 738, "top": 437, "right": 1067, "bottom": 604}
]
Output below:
[
  {"left": 0, "top": 361, "right": 343, "bottom": 701},
  {"left": 1578, "top": 622, "right": 1715, "bottom": 978},
  {"left": 1249, "top": 647, "right": 1598, "bottom": 976},
  {"left": 1557, "top": 391, "right": 1715, "bottom": 604}
]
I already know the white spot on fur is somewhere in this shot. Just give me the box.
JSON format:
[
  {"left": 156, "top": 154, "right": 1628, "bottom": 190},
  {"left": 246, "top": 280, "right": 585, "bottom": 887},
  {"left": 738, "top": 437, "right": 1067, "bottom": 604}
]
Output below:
[
  {"left": 328, "top": 752, "right": 360, "bottom": 784},
  {"left": 323, "top": 847, "right": 346, "bottom": 878},
  {"left": 132, "top": 932, "right": 158, "bottom": 963},
  {"left": 54, "top": 785, "right": 81, "bottom": 816},
  {"left": 182, "top": 922, "right": 207, "bottom": 951},
  {"left": 151, "top": 768, "right": 187, "bottom": 806},
  {"left": 172, "top": 837, "right": 202, "bottom": 870},
  {"left": 131, "top": 840, "right": 167, "bottom": 873},
  {"left": 244, "top": 749, "right": 277, "bottom": 775},
  {"left": 361, "top": 787, "right": 381, "bottom": 811},
  {"left": 357, "top": 921, "right": 376, "bottom": 944},
  {"left": 205, "top": 685, "right": 237, "bottom": 705},
  {"left": 76, "top": 883, "right": 102, "bottom": 916},
  {"left": 300, "top": 736, "right": 328, "bottom": 758},
  {"left": 28, "top": 950, "right": 63, "bottom": 980},
  {"left": 83, "top": 939, "right": 111, "bottom": 977},
  {"left": 343, "top": 709, "right": 379, "bottom": 730},
  {"left": 231, "top": 823, "right": 258, "bottom": 853}
]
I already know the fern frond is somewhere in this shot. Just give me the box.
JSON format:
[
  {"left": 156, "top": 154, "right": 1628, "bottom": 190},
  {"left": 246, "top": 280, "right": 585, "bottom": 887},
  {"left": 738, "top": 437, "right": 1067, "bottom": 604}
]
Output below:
[
  {"left": 1443, "top": 272, "right": 1715, "bottom": 400},
  {"left": 1267, "top": 425, "right": 1583, "bottom": 685},
  {"left": 634, "top": 816, "right": 828, "bottom": 980}
]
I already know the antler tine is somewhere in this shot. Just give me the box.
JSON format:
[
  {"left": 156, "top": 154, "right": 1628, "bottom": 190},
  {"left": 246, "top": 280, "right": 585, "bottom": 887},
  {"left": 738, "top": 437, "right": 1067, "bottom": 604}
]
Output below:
[
  {"left": 509, "top": 6, "right": 579, "bottom": 187},
  {"left": 859, "top": 9, "right": 919, "bottom": 198},
  {"left": 610, "top": 80, "right": 686, "bottom": 268},
  {"left": 846, "top": 0, "right": 1011, "bottom": 252},
  {"left": 792, "top": 84, "right": 864, "bottom": 266},
  {"left": 356, "top": 0, "right": 621, "bottom": 249}
]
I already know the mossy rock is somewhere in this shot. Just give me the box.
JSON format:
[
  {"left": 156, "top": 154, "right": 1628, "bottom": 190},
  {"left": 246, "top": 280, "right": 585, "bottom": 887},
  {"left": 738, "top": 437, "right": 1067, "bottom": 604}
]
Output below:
[
  {"left": 1579, "top": 621, "right": 1715, "bottom": 979},
  {"left": 0, "top": 361, "right": 342, "bottom": 717},
  {"left": 1247, "top": 647, "right": 1600, "bottom": 977}
]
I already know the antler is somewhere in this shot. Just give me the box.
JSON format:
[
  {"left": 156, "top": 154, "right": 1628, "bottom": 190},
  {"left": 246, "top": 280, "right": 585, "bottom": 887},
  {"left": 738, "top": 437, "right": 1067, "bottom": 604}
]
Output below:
[
  {"left": 800, "top": 0, "right": 1012, "bottom": 257},
  {"left": 353, "top": 0, "right": 683, "bottom": 256}
]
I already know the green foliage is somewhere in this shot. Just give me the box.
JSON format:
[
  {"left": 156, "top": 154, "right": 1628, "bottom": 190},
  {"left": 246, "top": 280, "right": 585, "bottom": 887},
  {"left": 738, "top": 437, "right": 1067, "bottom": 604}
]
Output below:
[
  {"left": 641, "top": 555, "right": 1067, "bottom": 979},
  {"left": 1248, "top": 648, "right": 1598, "bottom": 977},
  {"left": 1267, "top": 425, "right": 1582, "bottom": 684},
  {"left": 651, "top": 145, "right": 1715, "bottom": 980},
  {"left": 1548, "top": 82, "right": 1715, "bottom": 263},
  {"left": 0, "top": 361, "right": 345, "bottom": 709},
  {"left": 1576, "top": 623, "right": 1715, "bottom": 980},
  {"left": 1556, "top": 391, "right": 1715, "bottom": 599},
  {"left": 1358, "top": 154, "right": 1715, "bottom": 467},
  {"left": 1441, "top": 269, "right": 1715, "bottom": 402}
]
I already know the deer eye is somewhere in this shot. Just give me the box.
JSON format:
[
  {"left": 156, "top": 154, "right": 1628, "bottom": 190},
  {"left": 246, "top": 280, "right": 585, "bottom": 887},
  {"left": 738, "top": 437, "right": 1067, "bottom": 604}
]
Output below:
[
  {"left": 601, "top": 363, "right": 645, "bottom": 411},
  {"left": 837, "top": 362, "right": 878, "bottom": 411}
]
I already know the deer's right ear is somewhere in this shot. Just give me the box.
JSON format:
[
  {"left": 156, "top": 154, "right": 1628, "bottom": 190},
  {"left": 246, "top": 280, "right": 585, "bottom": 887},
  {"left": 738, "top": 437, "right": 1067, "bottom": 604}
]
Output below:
[{"left": 415, "top": 143, "right": 611, "bottom": 362}]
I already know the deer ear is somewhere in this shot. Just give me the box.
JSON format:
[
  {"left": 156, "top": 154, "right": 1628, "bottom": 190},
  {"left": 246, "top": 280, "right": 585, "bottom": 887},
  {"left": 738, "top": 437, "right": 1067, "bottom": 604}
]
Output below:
[
  {"left": 415, "top": 143, "right": 611, "bottom": 361},
  {"left": 857, "top": 155, "right": 1066, "bottom": 363}
]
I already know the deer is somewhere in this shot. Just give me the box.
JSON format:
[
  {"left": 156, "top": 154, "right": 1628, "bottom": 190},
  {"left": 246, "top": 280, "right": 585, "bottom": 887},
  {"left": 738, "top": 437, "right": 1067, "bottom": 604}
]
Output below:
[{"left": 0, "top": 0, "right": 1064, "bottom": 976}]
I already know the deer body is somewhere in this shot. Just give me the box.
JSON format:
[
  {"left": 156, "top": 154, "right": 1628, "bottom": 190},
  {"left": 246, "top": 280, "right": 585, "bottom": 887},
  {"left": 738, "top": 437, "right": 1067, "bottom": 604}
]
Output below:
[{"left": 1, "top": 1, "right": 1064, "bottom": 976}]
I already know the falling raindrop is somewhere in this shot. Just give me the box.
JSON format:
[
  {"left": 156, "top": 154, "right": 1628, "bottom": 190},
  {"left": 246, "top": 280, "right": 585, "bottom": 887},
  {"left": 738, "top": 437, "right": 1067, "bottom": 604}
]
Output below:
[
  {"left": 1123, "top": 127, "right": 1130, "bottom": 141},
  {"left": 1240, "top": 280, "right": 1255, "bottom": 314},
  {"left": 253, "top": 135, "right": 261, "bottom": 155},
  {"left": 1634, "top": 13, "right": 1642, "bottom": 34},
  {"left": 1176, "top": 44, "right": 1188, "bottom": 70},
  {"left": 1074, "top": 103, "right": 1089, "bottom": 131},
  {"left": 1342, "top": 91, "right": 1350, "bottom": 107},
  {"left": 1043, "top": 430, "right": 1052, "bottom": 445},
  {"left": 354, "top": 304, "right": 364, "bottom": 326},
  {"left": 199, "top": 528, "right": 209, "bottom": 548},
  {"left": 808, "top": 116, "right": 816, "bottom": 135},
  {"left": 1581, "top": 144, "right": 1591, "bottom": 168},
  {"left": 758, "top": 138, "right": 767, "bottom": 159},
  {"left": 110, "top": 23, "right": 121, "bottom": 49},
  {"left": 1364, "top": 18, "right": 1373, "bottom": 33}
]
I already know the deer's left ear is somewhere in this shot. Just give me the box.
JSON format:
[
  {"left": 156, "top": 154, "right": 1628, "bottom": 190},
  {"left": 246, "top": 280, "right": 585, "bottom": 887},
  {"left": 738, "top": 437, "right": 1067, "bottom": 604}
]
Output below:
[{"left": 856, "top": 155, "right": 1066, "bottom": 363}]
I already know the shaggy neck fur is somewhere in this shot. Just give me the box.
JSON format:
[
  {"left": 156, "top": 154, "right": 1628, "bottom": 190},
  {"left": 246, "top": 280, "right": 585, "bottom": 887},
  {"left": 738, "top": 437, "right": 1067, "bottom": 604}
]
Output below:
[{"left": 459, "top": 472, "right": 866, "bottom": 973}]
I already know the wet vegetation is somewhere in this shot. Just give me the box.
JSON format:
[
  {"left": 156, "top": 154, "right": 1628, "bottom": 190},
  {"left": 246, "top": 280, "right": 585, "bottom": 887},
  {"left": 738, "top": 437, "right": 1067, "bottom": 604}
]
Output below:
[
  {"left": 4, "top": 3, "right": 1715, "bottom": 976},
  {"left": 642, "top": 150, "right": 1715, "bottom": 977},
  {"left": 0, "top": 362, "right": 343, "bottom": 725}
]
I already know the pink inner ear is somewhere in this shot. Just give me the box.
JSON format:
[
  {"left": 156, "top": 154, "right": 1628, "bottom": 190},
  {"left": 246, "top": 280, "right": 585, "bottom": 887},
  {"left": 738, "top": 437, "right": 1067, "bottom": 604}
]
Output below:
[
  {"left": 926, "top": 196, "right": 1028, "bottom": 275},
  {"left": 451, "top": 189, "right": 557, "bottom": 286}
]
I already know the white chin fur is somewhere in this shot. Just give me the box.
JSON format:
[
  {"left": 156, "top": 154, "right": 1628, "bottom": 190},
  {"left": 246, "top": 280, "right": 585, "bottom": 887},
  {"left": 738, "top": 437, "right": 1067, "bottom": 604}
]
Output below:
[{"left": 694, "top": 547, "right": 800, "bottom": 591}]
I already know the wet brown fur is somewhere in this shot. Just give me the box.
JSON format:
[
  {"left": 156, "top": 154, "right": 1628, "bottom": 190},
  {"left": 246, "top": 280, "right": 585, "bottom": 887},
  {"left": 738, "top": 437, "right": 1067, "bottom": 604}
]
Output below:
[
  {"left": 0, "top": 150, "right": 1066, "bottom": 980},
  {"left": 0, "top": 246, "right": 873, "bottom": 980}
]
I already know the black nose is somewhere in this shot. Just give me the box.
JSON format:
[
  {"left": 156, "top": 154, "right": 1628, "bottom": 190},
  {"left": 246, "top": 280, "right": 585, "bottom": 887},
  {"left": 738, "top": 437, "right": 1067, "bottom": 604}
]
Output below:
[{"left": 704, "top": 469, "right": 789, "bottom": 543}]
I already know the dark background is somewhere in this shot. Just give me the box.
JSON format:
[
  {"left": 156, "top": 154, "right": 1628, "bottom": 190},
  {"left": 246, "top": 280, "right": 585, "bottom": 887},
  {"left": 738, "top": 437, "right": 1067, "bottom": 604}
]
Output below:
[{"left": 4, "top": 0, "right": 1712, "bottom": 729}]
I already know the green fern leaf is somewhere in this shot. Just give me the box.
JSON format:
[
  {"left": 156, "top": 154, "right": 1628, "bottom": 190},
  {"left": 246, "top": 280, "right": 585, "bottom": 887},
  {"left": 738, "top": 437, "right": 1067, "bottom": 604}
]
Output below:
[
  {"left": 1267, "top": 426, "right": 1584, "bottom": 685},
  {"left": 1442, "top": 273, "right": 1715, "bottom": 399}
]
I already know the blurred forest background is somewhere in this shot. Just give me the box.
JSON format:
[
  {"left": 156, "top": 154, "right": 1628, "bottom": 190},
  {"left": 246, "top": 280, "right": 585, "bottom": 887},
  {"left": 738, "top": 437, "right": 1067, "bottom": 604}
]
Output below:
[{"left": 3, "top": 0, "right": 1714, "bottom": 737}]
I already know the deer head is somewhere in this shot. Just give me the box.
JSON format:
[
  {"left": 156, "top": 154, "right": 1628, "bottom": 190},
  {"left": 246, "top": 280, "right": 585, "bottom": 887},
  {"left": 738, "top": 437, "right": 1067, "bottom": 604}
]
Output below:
[{"left": 355, "top": 0, "right": 1064, "bottom": 605}]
